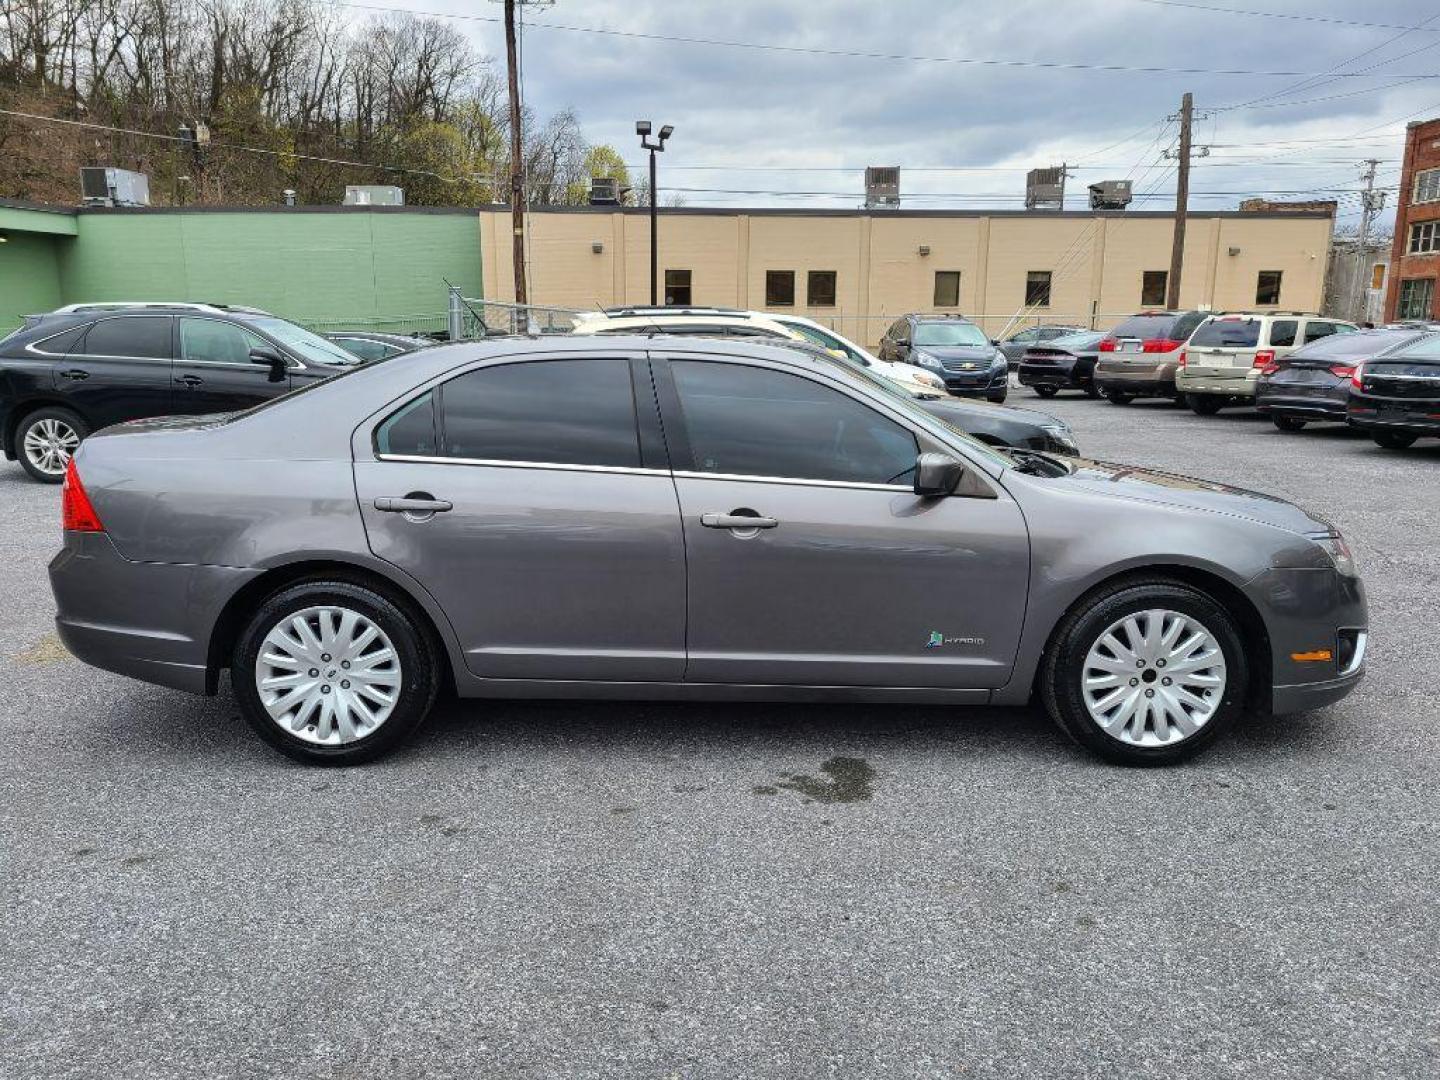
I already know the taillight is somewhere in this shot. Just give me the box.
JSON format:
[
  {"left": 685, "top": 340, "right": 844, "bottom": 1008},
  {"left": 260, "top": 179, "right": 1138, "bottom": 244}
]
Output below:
[
  {"left": 1329, "top": 364, "right": 1355, "bottom": 379},
  {"left": 1098, "top": 338, "right": 1117, "bottom": 352},
  {"left": 1141, "top": 338, "right": 1182, "bottom": 353},
  {"left": 1351, "top": 364, "right": 1365, "bottom": 391},
  {"left": 1253, "top": 349, "right": 1278, "bottom": 374},
  {"left": 1177, "top": 350, "right": 1187, "bottom": 368},
  {"left": 61, "top": 458, "right": 104, "bottom": 533}
]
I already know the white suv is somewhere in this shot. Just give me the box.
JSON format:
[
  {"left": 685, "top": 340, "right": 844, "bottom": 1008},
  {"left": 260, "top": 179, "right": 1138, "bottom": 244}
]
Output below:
[{"left": 1179, "top": 313, "right": 1358, "bottom": 415}]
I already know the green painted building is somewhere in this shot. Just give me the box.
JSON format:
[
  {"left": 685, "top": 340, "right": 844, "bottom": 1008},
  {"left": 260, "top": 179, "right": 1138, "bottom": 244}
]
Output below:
[{"left": 0, "top": 200, "right": 484, "bottom": 334}]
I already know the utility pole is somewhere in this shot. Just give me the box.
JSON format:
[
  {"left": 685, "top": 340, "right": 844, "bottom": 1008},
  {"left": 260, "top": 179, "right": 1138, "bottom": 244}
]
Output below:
[
  {"left": 1166, "top": 91, "right": 1193, "bottom": 310},
  {"left": 1352, "top": 158, "right": 1383, "bottom": 323},
  {"left": 504, "top": 0, "right": 528, "bottom": 315}
]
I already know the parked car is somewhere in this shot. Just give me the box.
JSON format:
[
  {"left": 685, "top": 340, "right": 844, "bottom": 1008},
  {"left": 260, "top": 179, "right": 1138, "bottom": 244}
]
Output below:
[
  {"left": 1, "top": 302, "right": 359, "bottom": 482},
  {"left": 1016, "top": 331, "right": 1108, "bottom": 398},
  {"left": 1347, "top": 332, "right": 1440, "bottom": 449},
  {"left": 52, "top": 335, "right": 1366, "bottom": 768},
  {"left": 571, "top": 306, "right": 949, "bottom": 396},
  {"left": 1093, "top": 310, "right": 1209, "bottom": 404},
  {"left": 997, "top": 324, "right": 1089, "bottom": 366},
  {"left": 878, "top": 314, "right": 1009, "bottom": 402},
  {"left": 324, "top": 331, "right": 427, "bottom": 362},
  {"left": 1256, "top": 328, "right": 1433, "bottom": 432},
  {"left": 1179, "top": 312, "right": 1358, "bottom": 415}
]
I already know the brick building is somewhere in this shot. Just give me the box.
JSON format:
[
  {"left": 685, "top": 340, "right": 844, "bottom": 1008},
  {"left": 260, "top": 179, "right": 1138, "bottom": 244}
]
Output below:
[{"left": 1385, "top": 116, "right": 1440, "bottom": 321}]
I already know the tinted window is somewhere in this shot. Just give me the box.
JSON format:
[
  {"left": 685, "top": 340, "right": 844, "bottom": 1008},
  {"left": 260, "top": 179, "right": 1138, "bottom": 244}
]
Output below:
[
  {"left": 671, "top": 361, "right": 918, "bottom": 484},
  {"left": 766, "top": 271, "right": 795, "bottom": 306},
  {"left": 1289, "top": 330, "right": 1427, "bottom": 361},
  {"left": 181, "top": 317, "right": 267, "bottom": 364},
  {"left": 1111, "top": 314, "right": 1179, "bottom": 339},
  {"left": 81, "top": 316, "right": 171, "bottom": 359},
  {"left": 440, "top": 358, "right": 639, "bottom": 468},
  {"left": 1190, "top": 319, "right": 1260, "bottom": 348},
  {"left": 376, "top": 391, "right": 438, "bottom": 455},
  {"left": 334, "top": 337, "right": 401, "bottom": 362},
  {"left": 1049, "top": 331, "right": 1106, "bottom": 350},
  {"left": 1301, "top": 321, "right": 1343, "bottom": 344},
  {"left": 807, "top": 271, "right": 837, "bottom": 307},
  {"left": 1268, "top": 320, "right": 1298, "bottom": 347},
  {"left": 1174, "top": 311, "right": 1208, "bottom": 339},
  {"left": 33, "top": 324, "right": 89, "bottom": 355}
]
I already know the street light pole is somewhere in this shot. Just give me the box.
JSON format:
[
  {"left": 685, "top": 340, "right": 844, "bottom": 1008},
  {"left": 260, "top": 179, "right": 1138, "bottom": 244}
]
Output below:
[{"left": 636, "top": 121, "right": 674, "bottom": 305}]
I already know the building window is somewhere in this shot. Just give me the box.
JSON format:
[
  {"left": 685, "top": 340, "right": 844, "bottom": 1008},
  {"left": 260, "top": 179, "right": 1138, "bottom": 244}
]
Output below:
[
  {"left": 1025, "top": 271, "right": 1052, "bottom": 307},
  {"left": 664, "top": 269, "right": 692, "bottom": 306},
  {"left": 1408, "top": 221, "right": 1440, "bottom": 255},
  {"left": 1371, "top": 263, "right": 1386, "bottom": 290},
  {"left": 766, "top": 270, "right": 795, "bottom": 306},
  {"left": 1398, "top": 278, "right": 1435, "bottom": 320},
  {"left": 933, "top": 271, "right": 961, "bottom": 308},
  {"left": 1414, "top": 168, "right": 1440, "bottom": 205},
  {"left": 1141, "top": 270, "right": 1168, "bottom": 306},
  {"left": 807, "top": 270, "right": 837, "bottom": 307},
  {"left": 1255, "top": 270, "right": 1283, "bottom": 306}
]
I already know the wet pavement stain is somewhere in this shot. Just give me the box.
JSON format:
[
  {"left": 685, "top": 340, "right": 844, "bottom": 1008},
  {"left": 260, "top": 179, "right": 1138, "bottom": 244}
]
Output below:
[
  {"left": 13, "top": 633, "right": 69, "bottom": 665},
  {"left": 771, "top": 756, "right": 876, "bottom": 804}
]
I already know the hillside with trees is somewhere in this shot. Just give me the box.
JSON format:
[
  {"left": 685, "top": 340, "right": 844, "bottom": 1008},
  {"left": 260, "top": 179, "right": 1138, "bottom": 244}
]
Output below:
[{"left": 0, "top": 0, "right": 630, "bottom": 207}]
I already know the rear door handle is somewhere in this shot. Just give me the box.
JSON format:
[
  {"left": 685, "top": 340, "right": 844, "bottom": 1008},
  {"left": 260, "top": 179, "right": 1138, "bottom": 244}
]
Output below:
[
  {"left": 175, "top": 374, "right": 203, "bottom": 387},
  {"left": 58, "top": 369, "right": 90, "bottom": 381},
  {"left": 374, "top": 496, "right": 453, "bottom": 514},
  {"left": 700, "top": 512, "right": 778, "bottom": 530}
]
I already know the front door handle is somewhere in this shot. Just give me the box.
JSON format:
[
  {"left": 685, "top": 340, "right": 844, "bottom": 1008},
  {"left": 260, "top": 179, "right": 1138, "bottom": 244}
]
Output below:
[
  {"left": 374, "top": 495, "right": 453, "bottom": 514},
  {"left": 58, "top": 369, "right": 90, "bottom": 381},
  {"left": 700, "top": 511, "right": 778, "bottom": 530},
  {"left": 175, "top": 374, "right": 203, "bottom": 387}
]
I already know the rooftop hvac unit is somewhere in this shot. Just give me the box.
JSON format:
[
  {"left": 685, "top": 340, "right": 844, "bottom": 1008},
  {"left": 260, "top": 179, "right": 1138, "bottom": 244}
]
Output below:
[
  {"left": 1025, "top": 166, "right": 1065, "bottom": 211},
  {"left": 343, "top": 185, "right": 405, "bottom": 206},
  {"left": 865, "top": 166, "right": 900, "bottom": 209},
  {"left": 80, "top": 167, "right": 151, "bottom": 208},
  {"left": 1088, "top": 179, "right": 1133, "bottom": 210},
  {"left": 589, "top": 176, "right": 620, "bottom": 205}
]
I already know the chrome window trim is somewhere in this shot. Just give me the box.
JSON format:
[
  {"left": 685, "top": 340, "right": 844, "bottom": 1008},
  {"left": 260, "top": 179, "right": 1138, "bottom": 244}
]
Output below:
[{"left": 375, "top": 453, "right": 667, "bottom": 477}]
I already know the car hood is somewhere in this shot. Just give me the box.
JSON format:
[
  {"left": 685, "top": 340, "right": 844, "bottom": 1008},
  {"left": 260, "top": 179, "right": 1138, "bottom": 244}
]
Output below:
[
  {"left": 921, "top": 397, "right": 1060, "bottom": 428},
  {"left": 1050, "top": 458, "right": 1332, "bottom": 535},
  {"left": 912, "top": 345, "right": 996, "bottom": 362}
]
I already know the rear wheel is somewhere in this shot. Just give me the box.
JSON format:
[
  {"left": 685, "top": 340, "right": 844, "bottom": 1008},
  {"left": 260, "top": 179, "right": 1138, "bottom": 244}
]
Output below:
[
  {"left": 1041, "top": 579, "right": 1248, "bottom": 766},
  {"left": 1189, "top": 395, "right": 1225, "bottom": 416},
  {"left": 1104, "top": 391, "right": 1133, "bottom": 405},
  {"left": 16, "top": 407, "right": 87, "bottom": 483},
  {"left": 233, "top": 580, "right": 440, "bottom": 765},
  {"left": 1372, "top": 430, "right": 1417, "bottom": 450},
  {"left": 1083, "top": 384, "right": 1101, "bottom": 399},
  {"left": 1272, "top": 415, "right": 1307, "bottom": 433},
  {"left": 1032, "top": 385, "right": 1059, "bottom": 399}
]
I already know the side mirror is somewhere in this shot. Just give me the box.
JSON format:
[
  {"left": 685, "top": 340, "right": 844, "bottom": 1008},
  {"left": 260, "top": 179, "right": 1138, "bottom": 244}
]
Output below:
[
  {"left": 990, "top": 338, "right": 1000, "bottom": 346},
  {"left": 895, "top": 338, "right": 910, "bottom": 349},
  {"left": 249, "top": 346, "right": 287, "bottom": 382},
  {"left": 913, "top": 452, "right": 966, "bottom": 497}
]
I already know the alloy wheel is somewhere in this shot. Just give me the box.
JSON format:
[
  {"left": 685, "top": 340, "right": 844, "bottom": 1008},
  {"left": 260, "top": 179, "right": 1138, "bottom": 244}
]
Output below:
[
  {"left": 255, "top": 605, "right": 403, "bottom": 745},
  {"left": 22, "top": 418, "right": 80, "bottom": 478},
  {"left": 1080, "top": 608, "right": 1227, "bottom": 747}
]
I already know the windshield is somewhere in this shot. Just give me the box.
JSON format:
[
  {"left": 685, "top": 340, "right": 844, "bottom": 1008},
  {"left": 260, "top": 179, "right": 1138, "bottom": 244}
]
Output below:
[
  {"left": 782, "top": 320, "right": 867, "bottom": 363},
  {"left": 912, "top": 322, "right": 989, "bottom": 347},
  {"left": 245, "top": 317, "right": 366, "bottom": 367},
  {"left": 1047, "top": 331, "right": 1106, "bottom": 350}
]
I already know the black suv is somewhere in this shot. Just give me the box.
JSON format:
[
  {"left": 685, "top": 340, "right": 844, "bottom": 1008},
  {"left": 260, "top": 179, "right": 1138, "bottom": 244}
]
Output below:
[
  {"left": 0, "top": 303, "right": 359, "bottom": 482},
  {"left": 877, "top": 314, "right": 1008, "bottom": 402}
]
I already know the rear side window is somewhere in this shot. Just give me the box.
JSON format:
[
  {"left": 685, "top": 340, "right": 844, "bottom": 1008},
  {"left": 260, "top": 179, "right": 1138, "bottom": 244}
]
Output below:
[
  {"left": 1190, "top": 319, "right": 1260, "bottom": 348},
  {"left": 32, "top": 324, "right": 89, "bottom": 355},
  {"left": 81, "top": 316, "right": 172, "bottom": 359},
  {"left": 671, "top": 361, "right": 918, "bottom": 485},
  {"left": 1111, "top": 314, "right": 1179, "bottom": 340},
  {"left": 439, "top": 358, "right": 640, "bottom": 468},
  {"left": 1301, "top": 321, "right": 1343, "bottom": 345},
  {"left": 1268, "top": 320, "right": 1298, "bottom": 348},
  {"left": 376, "top": 391, "right": 438, "bottom": 456}
]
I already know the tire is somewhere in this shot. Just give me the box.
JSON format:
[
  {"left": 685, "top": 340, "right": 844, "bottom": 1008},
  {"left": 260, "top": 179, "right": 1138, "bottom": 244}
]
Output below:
[
  {"left": 1272, "top": 415, "right": 1307, "bottom": 433},
  {"left": 987, "top": 390, "right": 1008, "bottom": 404},
  {"left": 1040, "top": 578, "right": 1249, "bottom": 766},
  {"left": 1104, "top": 391, "right": 1133, "bottom": 405},
  {"left": 232, "top": 580, "right": 440, "bottom": 765},
  {"left": 1372, "top": 431, "right": 1417, "bottom": 450},
  {"left": 1033, "top": 385, "right": 1059, "bottom": 399},
  {"left": 1083, "top": 384, "right": 1101, "bottom": 400},
  {"left": 1188, "top": 395, "right": 1225, "bottom": 416},
  {"left": 16, "top": 406, "right": 88, "bottom": 484}
]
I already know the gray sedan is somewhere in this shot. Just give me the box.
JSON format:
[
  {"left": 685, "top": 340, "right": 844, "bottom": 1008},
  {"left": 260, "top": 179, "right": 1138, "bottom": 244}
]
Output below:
[{"left": 50, "top": 336, "right": 1367, "bottom": 767}]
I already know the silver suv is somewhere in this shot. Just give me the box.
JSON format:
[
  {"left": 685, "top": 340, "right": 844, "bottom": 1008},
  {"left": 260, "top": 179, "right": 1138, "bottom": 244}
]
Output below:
[
  {"left": 1093, "top": 310, "right": 1209, "bottom": 405},
  {"left": 1179, "top": 312, "right": 1358, "bottom": 415}
]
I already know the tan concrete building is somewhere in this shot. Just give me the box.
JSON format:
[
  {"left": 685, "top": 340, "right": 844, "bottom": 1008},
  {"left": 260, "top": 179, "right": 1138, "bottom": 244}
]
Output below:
[{"left": 479, "top": 206, "right": 1335, "bottom": 347}]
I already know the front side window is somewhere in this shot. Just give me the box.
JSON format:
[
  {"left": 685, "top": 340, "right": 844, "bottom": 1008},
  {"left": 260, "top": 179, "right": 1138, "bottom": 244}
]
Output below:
[
  {"left": 81, "top": 316, "right": 172, "bottom": 359},
  {"left": 1268, "top": 320, "right": 1298, "bottom": 348},
  {"left": 1025, "top": 271, "right": 1052, "bottom": 307},
  {"left": 766, "top": 270, "right": 795, "bottom": 306},
  {"left": 1408, "top": 221, "right": 1440, "bottom": 255},
  {"left": 664, "top": 269, "right": 692, "bottom": 306},
  {"left": 1255, "top": 270, "right": 1283, "bottom": 306},
  {"left": 439, "top": 358, "right": 639, "bottom": 468},
  {"left": 1398, "top": 278, "right": 1435, "bottom": 320},
  {"left": 671, "top": 361, "right": 918, "bottom": 485},
  {"left": 807, "top": 271, "right": 837, "bottom": 307},
  {"left": 933, "top": 271, "right": 961, "bottom": 308},
  {"left": 180, "top": 317, "right": 268, "bottom": 365},
  {"left": 1141, "top": 270, "right": 1168, "bottom": 306},
  {"left": 1414, "top": 168, "right": 1440, "bottom": 205}
]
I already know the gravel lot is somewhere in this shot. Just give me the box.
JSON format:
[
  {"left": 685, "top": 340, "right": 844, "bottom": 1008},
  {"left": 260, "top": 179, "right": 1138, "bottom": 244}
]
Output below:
[{"left": 2, "top": 393, "right": 1437, "bottom": 1080}]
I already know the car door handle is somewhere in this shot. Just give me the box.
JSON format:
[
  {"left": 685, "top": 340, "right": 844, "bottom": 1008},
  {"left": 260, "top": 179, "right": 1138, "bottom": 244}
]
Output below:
[
  {"left": 58, "top": 369, "right": 90, "bottom": 381},
  {"left": 374, "top": 496, "right": 453, "bottom": 514},
  {"left": 700, "top": 511, "right": 778, "bottom": 530},
  {"left": 175, "top": 374, "right": 203, "bottom": 387}
]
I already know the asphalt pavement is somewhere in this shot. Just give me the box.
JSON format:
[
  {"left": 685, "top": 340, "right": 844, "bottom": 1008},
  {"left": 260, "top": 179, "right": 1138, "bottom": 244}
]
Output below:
[{"left": 2, "top": 392, "right": 1437, "bottom": 1079}]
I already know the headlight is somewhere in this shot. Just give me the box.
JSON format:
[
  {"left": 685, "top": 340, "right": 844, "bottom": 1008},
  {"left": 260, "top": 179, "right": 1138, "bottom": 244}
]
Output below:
[
  {"left": 913, "top": 369, "right": 945, "bottom": 389},
  {"left": 1042, "top": 423, "right": 1079, "bottom": 454},
  {"left": 1310, "top": 531, "right": 1358, "bottom": 576},
  {"left": 992, "top": 350, "right": 1008, "bottom": 368},
  {"left": 914, "top": 351, "right": 942, "bottom": 369}
]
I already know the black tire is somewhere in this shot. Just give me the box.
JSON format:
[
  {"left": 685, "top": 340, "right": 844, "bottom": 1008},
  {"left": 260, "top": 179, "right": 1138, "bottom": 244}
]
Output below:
[
  {"left": 1104, "top": 391, "right": 1133, "bottom": 405},
  {"left": 1033, "top": 385, "right": 1060, "bottom": 399},
  {"left": 15, "top": 406, "right": 88, "bottom": 484},
  {"left": 232, "top": 580, "right": 440, "bottom": 765},
  {"left": 1372, "top": 431, "right": 1417, "bottom": 450},
  {"left": 987, "top": 390, "right": 1008, "bottom": 404},
  {"left": 1272, "top": 415, "right": 1307, "bottom": 433},
  {"left": 1040, "top": 578, "right": 1249, "bottom": 766},
  {"left": 1189, "top": 394, "right": 1225, "bottom": 416},
  {"left": 1083, "top": 384, "right": 1101, "bottom": 399}
]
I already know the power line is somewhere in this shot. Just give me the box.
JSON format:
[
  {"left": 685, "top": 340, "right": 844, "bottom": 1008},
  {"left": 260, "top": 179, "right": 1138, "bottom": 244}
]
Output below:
[{"left": 1134, "top": 0, "right": 1440, "bottom": 35}]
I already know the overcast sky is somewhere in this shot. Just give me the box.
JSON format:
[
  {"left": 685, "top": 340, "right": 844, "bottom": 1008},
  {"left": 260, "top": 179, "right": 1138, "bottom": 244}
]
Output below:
[{"left": 343, "top": 0, "right": 1440, "bottom": 228}]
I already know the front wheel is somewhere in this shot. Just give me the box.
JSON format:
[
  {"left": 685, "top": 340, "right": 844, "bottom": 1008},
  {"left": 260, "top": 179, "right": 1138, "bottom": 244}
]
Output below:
[
  {"left": 1189, "top": 395, "right": 1225, "bottom": 416},
  {"left": 17, "top": 407, "right": 88, "bottom": 483},
  {"left": 1272, "top": 415, "right": 1307, "bottom": 433},
  {"left": 1083, "top": 384, "right": 1101, "bottom": 399},
  {"left": 1032, "top": 385, "right": 1059, "bottom": 399},
  {"left": 987, "top": 390, "right": 1008, "bottom": 404},
  {"left": 233, "top": 580, "right": 440, "bottom": 765},
  {"left": 1372, "top": 431, "right": 1417, "bottom": 450},
  {"left": 1040, "top": 579, "right": 1248, "bottom": 766}
]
